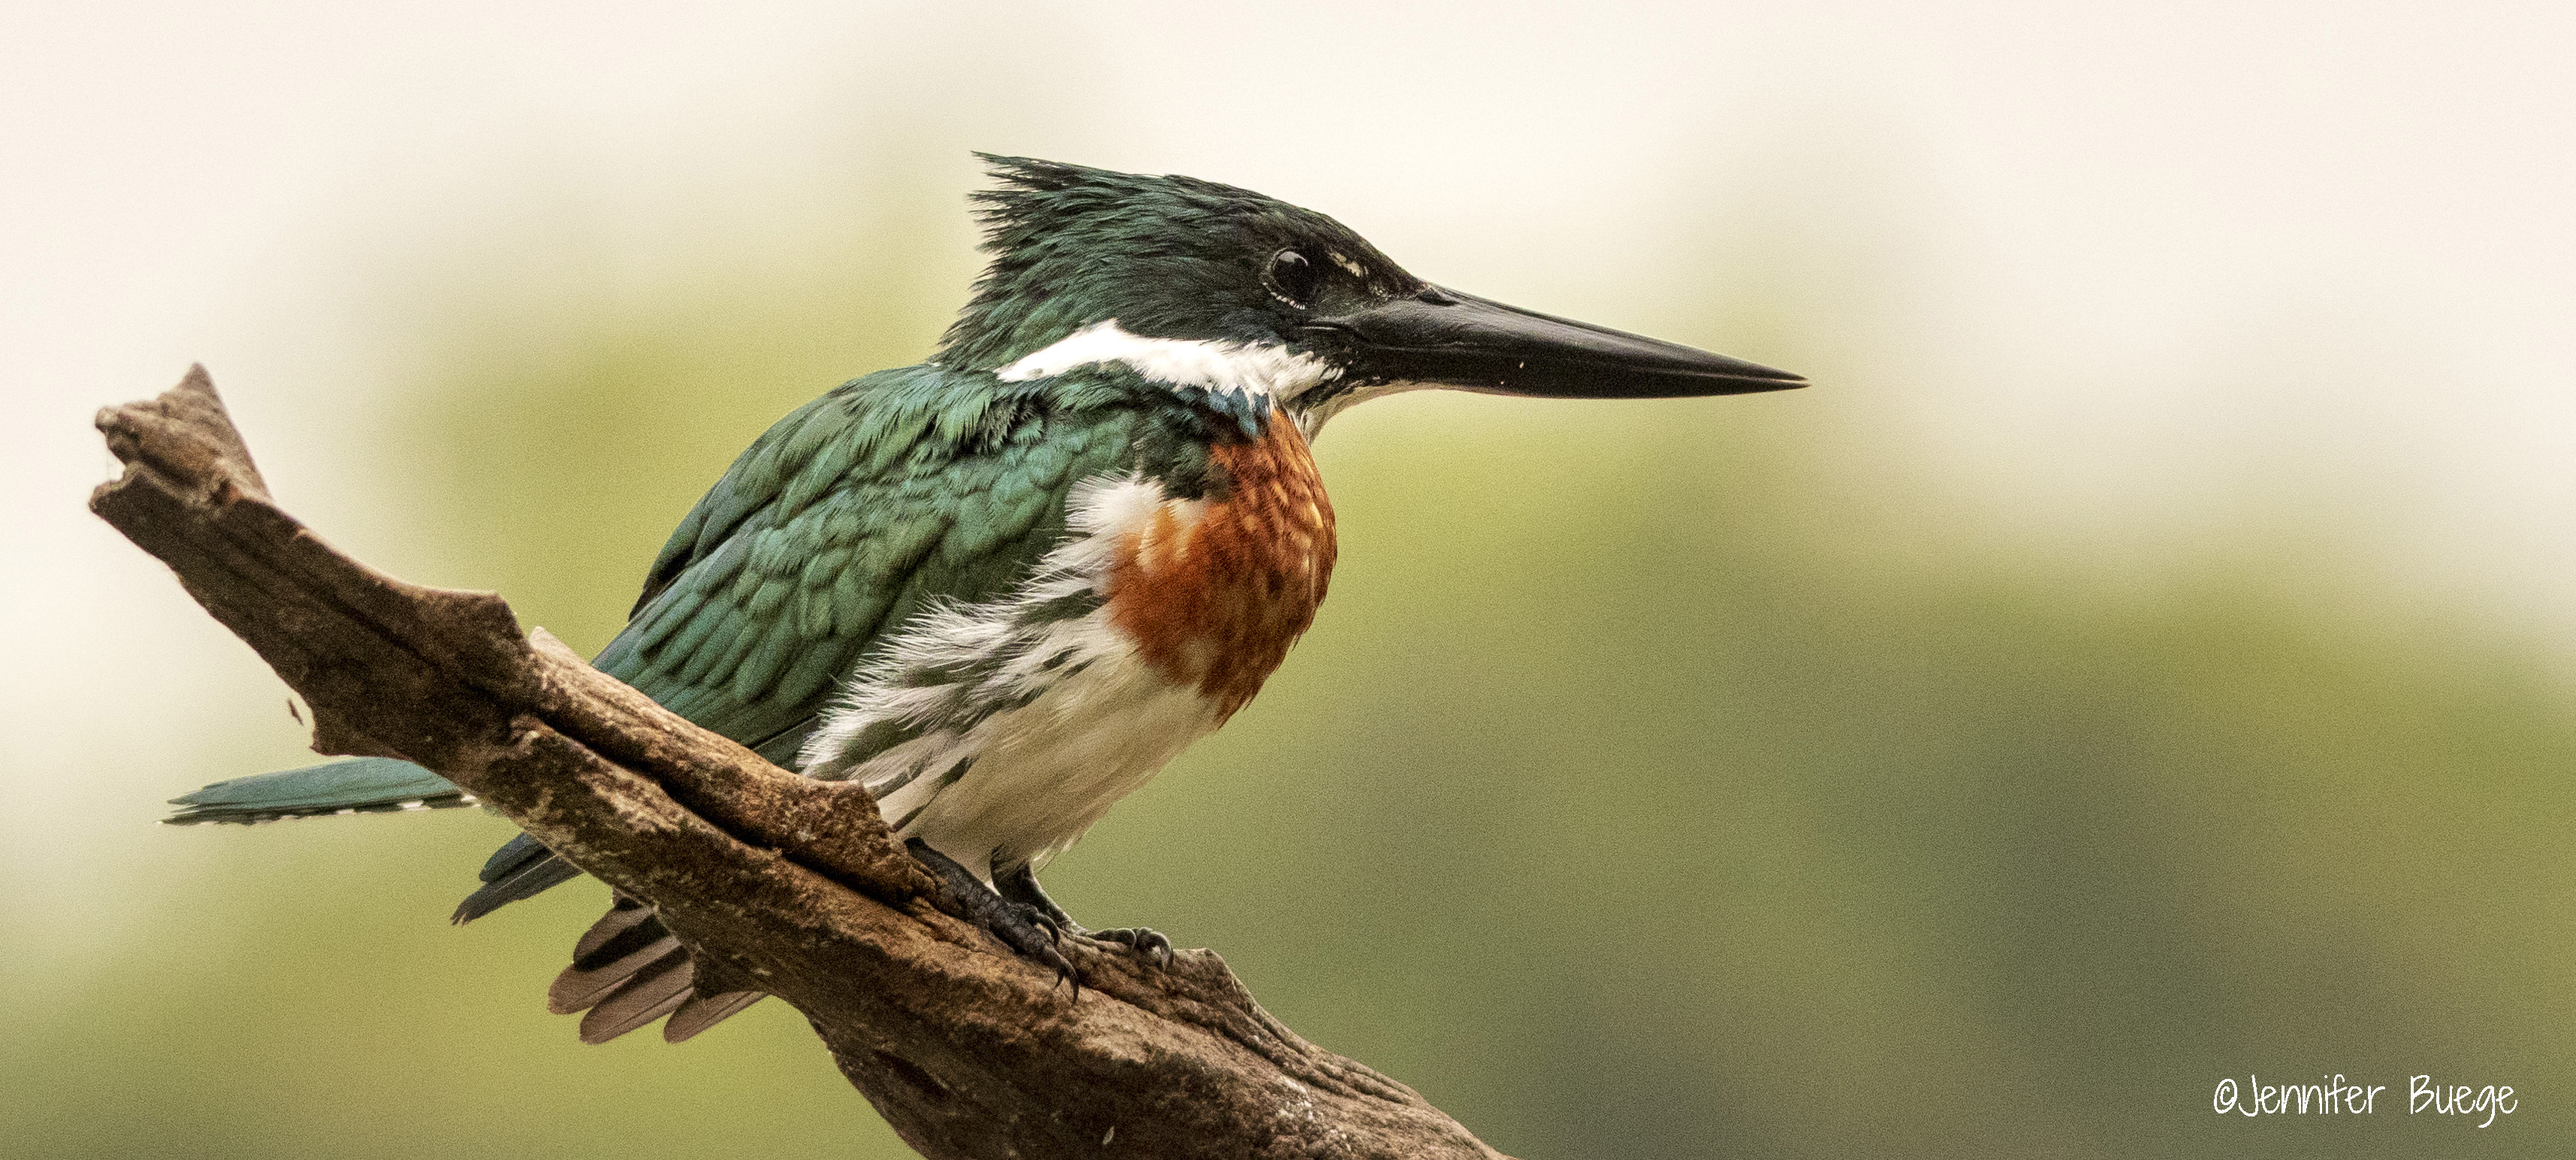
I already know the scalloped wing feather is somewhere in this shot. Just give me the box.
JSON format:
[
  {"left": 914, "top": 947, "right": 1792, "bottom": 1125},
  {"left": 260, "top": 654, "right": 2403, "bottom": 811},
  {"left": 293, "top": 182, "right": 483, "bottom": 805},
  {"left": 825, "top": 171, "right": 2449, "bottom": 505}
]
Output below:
[{"left": 593, "top": 366, "right": 1143, "bottom": 763}]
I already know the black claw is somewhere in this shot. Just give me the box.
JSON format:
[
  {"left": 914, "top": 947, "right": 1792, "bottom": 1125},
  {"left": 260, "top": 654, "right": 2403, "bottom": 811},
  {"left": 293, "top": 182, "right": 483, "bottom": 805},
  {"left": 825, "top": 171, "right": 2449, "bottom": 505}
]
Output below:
[{"left": 1040, "top": 941, "right": 1079, "bottom": 1001}]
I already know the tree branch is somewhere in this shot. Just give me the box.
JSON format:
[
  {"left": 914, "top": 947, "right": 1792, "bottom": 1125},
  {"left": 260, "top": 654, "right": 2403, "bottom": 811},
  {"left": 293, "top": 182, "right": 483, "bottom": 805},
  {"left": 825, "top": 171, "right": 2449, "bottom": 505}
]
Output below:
[{"left": 92, "top": 366, "right": 1507, "bottom": 1160}]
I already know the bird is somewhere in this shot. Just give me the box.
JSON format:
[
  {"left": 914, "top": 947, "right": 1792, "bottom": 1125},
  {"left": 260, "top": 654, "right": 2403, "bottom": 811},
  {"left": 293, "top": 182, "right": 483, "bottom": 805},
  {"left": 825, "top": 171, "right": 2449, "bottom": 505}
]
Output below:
[{"left": 164, "top": 155, "right": 1804, "bottom": 1044}]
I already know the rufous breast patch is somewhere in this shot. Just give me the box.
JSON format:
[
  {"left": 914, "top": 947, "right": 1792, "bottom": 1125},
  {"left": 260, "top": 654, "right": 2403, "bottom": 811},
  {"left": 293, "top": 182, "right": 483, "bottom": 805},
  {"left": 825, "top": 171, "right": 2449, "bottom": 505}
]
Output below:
[{"left": 1105, "top": 409, "right": 1337, "bottom": 718}]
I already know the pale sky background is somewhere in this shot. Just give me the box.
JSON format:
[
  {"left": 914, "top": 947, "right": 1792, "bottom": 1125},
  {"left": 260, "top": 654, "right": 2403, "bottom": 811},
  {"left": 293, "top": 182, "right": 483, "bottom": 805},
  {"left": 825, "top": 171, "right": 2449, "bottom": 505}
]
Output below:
[{"left": 5, "top": 0, "right": 2573, "bottom": 968}]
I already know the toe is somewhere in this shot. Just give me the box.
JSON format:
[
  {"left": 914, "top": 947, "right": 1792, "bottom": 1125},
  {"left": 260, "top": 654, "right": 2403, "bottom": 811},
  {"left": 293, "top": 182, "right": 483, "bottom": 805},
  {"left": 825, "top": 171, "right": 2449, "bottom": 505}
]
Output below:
[
  {"left": 1019, "top": 905, "right": 1062, "bottom": 945},
  {"left": 1092, "top": 927, "right": 1175, "bottom": 968}
]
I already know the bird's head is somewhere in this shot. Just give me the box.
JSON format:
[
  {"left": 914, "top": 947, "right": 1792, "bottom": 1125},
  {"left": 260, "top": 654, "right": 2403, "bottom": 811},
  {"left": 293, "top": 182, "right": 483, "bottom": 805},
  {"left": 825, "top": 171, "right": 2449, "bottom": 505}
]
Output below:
[{"left": 937, "top": 156, "right": 1802, "bottom": 433}]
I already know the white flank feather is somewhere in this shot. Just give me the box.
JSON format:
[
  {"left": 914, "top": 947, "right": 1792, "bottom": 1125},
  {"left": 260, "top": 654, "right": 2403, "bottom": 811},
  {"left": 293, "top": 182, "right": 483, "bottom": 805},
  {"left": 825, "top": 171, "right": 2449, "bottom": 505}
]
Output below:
[{"left": 800, "top": 474, "right": 1221, "bottom": 882}]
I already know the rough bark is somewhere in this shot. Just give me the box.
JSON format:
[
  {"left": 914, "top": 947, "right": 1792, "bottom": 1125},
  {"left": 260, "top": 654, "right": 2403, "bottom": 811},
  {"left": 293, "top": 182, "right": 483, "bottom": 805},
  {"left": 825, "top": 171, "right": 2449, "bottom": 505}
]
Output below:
[{"left": 92, "top": 366, "right": 1507, "bottom": 1160}]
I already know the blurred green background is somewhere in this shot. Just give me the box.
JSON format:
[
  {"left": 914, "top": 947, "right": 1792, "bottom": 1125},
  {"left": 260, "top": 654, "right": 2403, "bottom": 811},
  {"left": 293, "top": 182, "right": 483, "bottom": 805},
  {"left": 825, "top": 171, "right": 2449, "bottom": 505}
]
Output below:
[{"left": 9, "top": 3, "right": 2576, "bottom": 1158}]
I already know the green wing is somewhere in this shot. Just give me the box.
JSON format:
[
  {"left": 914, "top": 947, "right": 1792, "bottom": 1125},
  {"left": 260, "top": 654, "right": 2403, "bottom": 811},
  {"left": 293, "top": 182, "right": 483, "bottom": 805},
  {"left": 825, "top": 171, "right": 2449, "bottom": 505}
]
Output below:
[{"left": 592, "top": 364, "right": 1140, "bottom": 766}]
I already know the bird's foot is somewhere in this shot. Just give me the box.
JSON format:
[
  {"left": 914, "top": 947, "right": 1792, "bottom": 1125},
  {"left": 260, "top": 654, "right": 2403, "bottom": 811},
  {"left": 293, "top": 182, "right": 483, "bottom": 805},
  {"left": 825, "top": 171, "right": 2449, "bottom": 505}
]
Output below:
[
  {"left": 905, "top": 840, "right": 1077, "bottom": 995},
  {"left": 993, "top": 862, "right": 1175, "bottom": 969},
  {"left": 1085, "top": 926, "right": 1174, "bottom": 968}
]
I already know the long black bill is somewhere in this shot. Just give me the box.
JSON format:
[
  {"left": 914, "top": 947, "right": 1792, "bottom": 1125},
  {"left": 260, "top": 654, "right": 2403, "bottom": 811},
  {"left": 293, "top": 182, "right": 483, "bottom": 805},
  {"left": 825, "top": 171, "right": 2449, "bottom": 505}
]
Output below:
[{"left": 1303, "top": 285, "right": 1804, "bottom": 398}]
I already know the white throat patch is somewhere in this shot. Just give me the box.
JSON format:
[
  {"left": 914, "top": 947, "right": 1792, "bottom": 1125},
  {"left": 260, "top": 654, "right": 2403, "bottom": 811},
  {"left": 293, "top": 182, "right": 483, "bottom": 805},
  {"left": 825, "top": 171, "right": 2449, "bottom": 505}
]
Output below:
[{"left": 994, "top": 319, "right": 1340, "bottom": 406}]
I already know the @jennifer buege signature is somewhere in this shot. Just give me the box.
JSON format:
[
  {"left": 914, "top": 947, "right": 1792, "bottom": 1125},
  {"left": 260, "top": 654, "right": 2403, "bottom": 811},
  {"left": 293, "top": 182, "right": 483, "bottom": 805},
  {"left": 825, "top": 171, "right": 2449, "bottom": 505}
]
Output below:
[{"left": 2212, "top": 1075, "right": 2516, "bottom": 1127}]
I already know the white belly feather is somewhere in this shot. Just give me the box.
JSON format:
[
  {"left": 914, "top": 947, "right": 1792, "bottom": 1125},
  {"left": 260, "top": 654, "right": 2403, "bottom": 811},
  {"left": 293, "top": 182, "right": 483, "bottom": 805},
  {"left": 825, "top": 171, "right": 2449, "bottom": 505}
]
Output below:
[
  {"left": 798, "top": 475, "right": 1216, "bottom": 883},
  {"left": 868, "top": 621, "right": 1218, "bottom": 881}
]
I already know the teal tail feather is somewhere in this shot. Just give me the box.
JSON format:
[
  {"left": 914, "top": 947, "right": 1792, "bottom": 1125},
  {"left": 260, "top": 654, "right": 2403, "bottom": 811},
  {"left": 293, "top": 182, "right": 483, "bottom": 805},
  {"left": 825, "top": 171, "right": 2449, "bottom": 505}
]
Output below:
[
  {"left": 165, "top": 757, "right": 473, "bottom": 825},
  {"left": 167, "top": 758, "right": 756, "bottom": 1041}
]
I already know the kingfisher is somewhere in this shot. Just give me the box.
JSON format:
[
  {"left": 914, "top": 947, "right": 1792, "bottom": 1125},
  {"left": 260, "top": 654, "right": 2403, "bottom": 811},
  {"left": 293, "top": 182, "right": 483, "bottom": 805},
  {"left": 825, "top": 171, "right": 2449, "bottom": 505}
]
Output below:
[{"left": 165, "top": 156, "right": 1803, "bottom": 1043}]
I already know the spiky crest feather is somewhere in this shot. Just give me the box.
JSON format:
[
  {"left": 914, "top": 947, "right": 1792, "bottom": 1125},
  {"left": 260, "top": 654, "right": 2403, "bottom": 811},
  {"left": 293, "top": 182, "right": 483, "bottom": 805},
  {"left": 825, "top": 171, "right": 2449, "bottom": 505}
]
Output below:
[{"left": 935, "top": 156, "right": 1418, "bottom": 371}]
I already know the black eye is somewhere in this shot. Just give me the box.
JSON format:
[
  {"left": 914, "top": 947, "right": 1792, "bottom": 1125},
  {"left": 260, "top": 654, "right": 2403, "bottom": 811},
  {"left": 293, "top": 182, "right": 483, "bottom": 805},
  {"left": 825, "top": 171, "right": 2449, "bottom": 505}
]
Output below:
[{"left": 1264, "top": 249, "right": 1319, "bottom": 308}]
